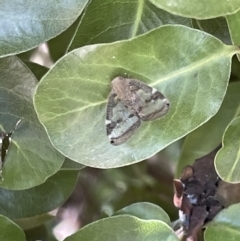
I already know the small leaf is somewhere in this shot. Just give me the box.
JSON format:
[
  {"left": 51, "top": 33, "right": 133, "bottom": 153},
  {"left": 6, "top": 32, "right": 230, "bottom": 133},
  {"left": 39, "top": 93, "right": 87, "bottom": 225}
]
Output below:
[
  {"left": 215, "top": 117, "right": 240, "bottom": 183},
  {"left": 0, "top": 170, "right": 78, "bottom": 219},
  {"left": 205, "top": 203, "right": 240, "bottom": 241},
  {"left": 176, "top": 82, "right": 240, "bottom": 177},
  {"left": 0, "top": 0, "right": 89, "bottom": 57},
  {"left": 34, "top": 26, "right": 239, "bottom": 169},
  {"left": 0, "top": 56, "right": 65, "bottom": 190},
  {"left": 0, "top": 215, "right": 25, "bottom": 241},
  {"left": 64, "top": 215, "right": 178, "bottom": 241},
  {"left": 114, "top": 202, "right": 171, "bottom": 225},
  {"left": 68, "top": 0, "right": 191, "bottom": 51},
  {"left": 150, "top": 0, "right": 240, "bottom": 19}
]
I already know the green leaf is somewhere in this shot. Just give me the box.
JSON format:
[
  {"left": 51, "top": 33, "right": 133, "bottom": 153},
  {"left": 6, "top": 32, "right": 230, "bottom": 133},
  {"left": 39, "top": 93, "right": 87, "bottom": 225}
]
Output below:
[
  {"left": 150, "top": 0, "right": 240, "bottom": 19},
  {"left": 114, "top": 202, "right": 171, "bottom": 225},
  {"left": 215, "top": 117, "right": 240, "bottom": 183},
  {"left": 227, "top": 10, "right": 240, "bottom": 45},
  {"left": 24, "top": 224, "right": 48, "bottom": 241},
  {"left": 232, "top": 56, "right": 240, "bottom": 79},
  {"left": 68, "top": 0, "right": 191, "bottom": 51},
  {"left": 176, "top": 82, "right": 240, "bottom": 177},
  {"left": 226, "top": 10, "right": 240, "bottom": 60},
  {"left": 15, "top": 213, "right": 54, "bottom": 230},
  {"left": 20, "top": 60, "right": 49, "bottom": 81},
  {"left": 0, "top": 170, "right": 78, "bottom": 219},
  {"left": 64, "top": 215, "right": 178, "bottom": 241},
  {"left": 61, "top": 158, "right": 85, "bottom": 170},
  {"left": 0, "top": 56, "right": 65, "bottom": 190},
  {"left": 0, "top": 215, "right": 25, "bottom": 241},
  {"left": 48, "top": 16, "right": 82, "bottom": 62},
  {"left": 34, "top": 25, "right": 239, "bottom": 168},
  {"left": 204, "top": 203, "right": 240, "bottom": 241},
  {"left": 197, "top": 17, "right": 232, "bottom": 45},
  {"left": 0, "top": 0, "right": 89, "bottom": 57}
]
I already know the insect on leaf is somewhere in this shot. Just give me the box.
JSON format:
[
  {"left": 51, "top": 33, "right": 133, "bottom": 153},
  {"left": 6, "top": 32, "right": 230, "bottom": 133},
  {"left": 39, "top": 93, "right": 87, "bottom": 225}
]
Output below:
[
  {"left": 0, "top": 119, "right": 21, "bottom": 180},
  {"left": 106, "top": 77, "right": 170, "bottom": 145}
]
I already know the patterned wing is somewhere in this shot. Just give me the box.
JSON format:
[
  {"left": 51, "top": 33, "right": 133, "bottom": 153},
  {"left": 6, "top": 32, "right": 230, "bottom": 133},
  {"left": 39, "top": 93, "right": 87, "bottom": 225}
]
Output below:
[
  {"left": 106, "top": 92, "right": 141, "bottom": 145},
  {"left": 128, "top": 79, "right": 170, "bottom": 121}
]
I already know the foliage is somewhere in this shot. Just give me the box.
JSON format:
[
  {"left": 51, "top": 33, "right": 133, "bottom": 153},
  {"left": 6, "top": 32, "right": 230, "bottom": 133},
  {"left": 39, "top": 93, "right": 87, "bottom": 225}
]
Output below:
[{"left": 1, "top": 0, "right": 240, "bottom": 240}]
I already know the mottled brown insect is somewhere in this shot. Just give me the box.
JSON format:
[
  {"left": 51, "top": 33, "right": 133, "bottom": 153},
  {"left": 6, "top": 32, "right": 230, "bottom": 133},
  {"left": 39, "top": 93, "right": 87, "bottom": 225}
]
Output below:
[{"left": 106, "top": 77, "right": 170, "bottom": 145}]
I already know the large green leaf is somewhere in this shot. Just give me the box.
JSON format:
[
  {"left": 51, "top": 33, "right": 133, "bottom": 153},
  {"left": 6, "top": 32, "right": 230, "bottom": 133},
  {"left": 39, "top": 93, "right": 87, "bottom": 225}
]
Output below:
[
  {"left": 0, "top": 56, "right": 64, "bottom": 190},
  {"left": 176, "top": 82, "right": 240, "bottom": 177},
  {"left": 215, "top": 117, "right": 240, "bottom": 183},
  {"left": 150, "top": 0, "right": 240, "bottom": 19},
  {"left": 204, "top": 203, "right": 240, "bottom": 241},
  {"left": 0, "top": 0, "right": 89, "bottom": 57},
  {"left": 0, "top": 170, "right": 78, "bottom": 219},
  {"left": 64, "top": 215, "right": 178, "bottom": 241},
  {"left": 0, "top": 215, "right": 25, "bottom": 241},
  {"left": 34, "top": 25, "right": 239, "bottom": 168},
  {"left": 114, "top": 202, "right": 171, "bottom": 225},
  {"left": 68, "top": 0, "right": 191, "bottom": 51}
]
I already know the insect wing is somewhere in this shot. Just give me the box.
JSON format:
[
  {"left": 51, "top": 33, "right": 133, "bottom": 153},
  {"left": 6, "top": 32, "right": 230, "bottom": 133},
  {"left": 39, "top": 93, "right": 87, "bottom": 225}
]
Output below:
[
  {"left": 127, "top": 79, "right": 170, "bottom": 121},
  {"left": 106, "top": 92, "right": 141, "bottom": 145}
]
